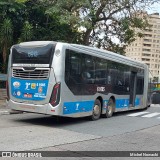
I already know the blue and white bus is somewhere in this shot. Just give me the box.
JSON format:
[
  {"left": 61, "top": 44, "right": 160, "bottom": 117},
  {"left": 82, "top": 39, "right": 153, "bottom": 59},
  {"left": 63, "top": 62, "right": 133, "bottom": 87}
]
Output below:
[{"left": 7, "top": 41, "right": 149, "bottom": 120}]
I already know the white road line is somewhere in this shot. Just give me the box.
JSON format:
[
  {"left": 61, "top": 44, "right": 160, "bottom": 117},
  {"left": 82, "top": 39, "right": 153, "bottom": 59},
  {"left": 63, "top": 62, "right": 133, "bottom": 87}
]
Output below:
[
  {"left": 127, "top": 112, "right": 149, "bottom": 117},
  {"left": 141, "top": 112, "right": 160, "bottom": 118},
  {"left": 151, "top": 104, "right": 160, "bottom": 107}
]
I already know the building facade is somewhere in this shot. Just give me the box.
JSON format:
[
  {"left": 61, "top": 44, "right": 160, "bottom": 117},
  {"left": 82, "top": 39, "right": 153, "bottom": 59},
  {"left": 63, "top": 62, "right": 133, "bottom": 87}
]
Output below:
[{"left": 125, "top": 13, "right": 160, "bottom": 82}]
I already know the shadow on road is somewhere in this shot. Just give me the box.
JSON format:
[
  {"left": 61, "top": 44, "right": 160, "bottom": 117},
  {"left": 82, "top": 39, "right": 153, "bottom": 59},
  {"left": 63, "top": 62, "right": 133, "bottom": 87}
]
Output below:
[
  {"left": 13, "top": 114, "right": 90, "bottom": 127},
  {"left": 12, "top": 107, "right": 151, "bottom": 127}
]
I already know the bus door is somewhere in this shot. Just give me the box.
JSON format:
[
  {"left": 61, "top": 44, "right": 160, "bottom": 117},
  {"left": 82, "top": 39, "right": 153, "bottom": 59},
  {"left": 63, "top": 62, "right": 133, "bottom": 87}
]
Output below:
[{"left": 129, "top": 71, "right": 137, "bottom": 107}]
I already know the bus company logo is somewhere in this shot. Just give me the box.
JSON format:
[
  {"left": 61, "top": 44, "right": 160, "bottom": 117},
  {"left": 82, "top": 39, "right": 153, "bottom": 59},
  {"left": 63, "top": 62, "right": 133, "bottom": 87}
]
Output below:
[
  {"left": 25, "top": 82, "right": 31, "bottom": 90},
  {"left": 38, "top": 87, "right": 43, "bottom": 93},
  {"left": 97, "top": 87, "right": 105, "bottom": 92},
  {"left": 76, "top": 103, "right": 79, "bottom": 110},
  {"left": 17, "top": 91, "right": 21, "bottom": 96},
  {"left": 13, "top": 91, "right": 17, "bottom": 96},
  {"left": 13, "top": 81, "right": 20, "bottom": 88},
  {"left": 31, "top": 83, "right": 36, "bottom": 89}
]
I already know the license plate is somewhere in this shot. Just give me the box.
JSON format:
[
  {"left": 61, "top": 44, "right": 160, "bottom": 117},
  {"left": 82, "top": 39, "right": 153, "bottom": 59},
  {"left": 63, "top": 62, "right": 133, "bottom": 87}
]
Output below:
[{"left": 24, "top": 94, "right": 32, "bottom": 98}]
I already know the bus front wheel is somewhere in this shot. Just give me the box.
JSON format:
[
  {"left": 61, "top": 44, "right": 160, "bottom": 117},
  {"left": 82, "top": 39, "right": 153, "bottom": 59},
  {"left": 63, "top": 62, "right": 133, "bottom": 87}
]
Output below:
[
  {"left": 90, "top": 99, "right": 101, "bottom": 121},
  {"left": 105, "top": 98, "right": 114, "bottom": 118}
]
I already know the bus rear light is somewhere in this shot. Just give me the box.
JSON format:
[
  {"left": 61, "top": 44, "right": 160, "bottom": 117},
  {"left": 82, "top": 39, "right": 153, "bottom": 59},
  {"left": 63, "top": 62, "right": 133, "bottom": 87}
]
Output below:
[
  {"left": 6, "top": 80, "right": 10, "bottom": 101},
  {"left": 49, "top": 83, "right": 61, "bottom": 107}
]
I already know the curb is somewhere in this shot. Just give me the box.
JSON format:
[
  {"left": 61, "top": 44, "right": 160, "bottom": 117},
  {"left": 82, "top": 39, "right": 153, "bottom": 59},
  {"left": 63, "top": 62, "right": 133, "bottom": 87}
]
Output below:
[
  {"left": 0, "top": 110, "right": 10, "bottom": 115},
  {"left": 0, "top": 100, "right": 24, "bottom": 115},
  {"left": 0, "top": 109, "right": 24, "bottom": 115}
]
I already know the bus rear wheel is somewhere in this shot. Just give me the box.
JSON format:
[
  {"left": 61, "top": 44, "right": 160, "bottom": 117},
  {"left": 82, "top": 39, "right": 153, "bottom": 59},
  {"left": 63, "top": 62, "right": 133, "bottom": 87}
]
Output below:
[
  {"left": 105, "top": 98, "right": 114, "bottom": 118},
  {"left": 90, "top": 99, "right": 101, "bottom": 121}
]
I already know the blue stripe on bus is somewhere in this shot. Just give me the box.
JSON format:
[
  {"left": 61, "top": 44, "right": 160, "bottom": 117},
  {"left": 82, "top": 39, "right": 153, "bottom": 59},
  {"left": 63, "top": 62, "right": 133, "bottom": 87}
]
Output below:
[
  {"left": 135, "top": 98, "right": 140, "bottom": 106},
  {"left": 63, "top": 98, "right": 140, "bottom": 115},
  {"left": 115, "top": 98, "right": 140, "bottom": 108},
  {"left": 63, "top": 101, "right": 94, "bottom": 115},
  {"left": 115, "top": 99, "right": 130, "bottom": 108}
]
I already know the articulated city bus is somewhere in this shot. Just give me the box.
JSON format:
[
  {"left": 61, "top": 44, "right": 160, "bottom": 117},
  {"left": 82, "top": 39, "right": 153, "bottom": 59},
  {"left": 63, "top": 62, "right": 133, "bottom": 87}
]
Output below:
[{"left": 7, "top": 41, "right": 149, "bottom": 120}]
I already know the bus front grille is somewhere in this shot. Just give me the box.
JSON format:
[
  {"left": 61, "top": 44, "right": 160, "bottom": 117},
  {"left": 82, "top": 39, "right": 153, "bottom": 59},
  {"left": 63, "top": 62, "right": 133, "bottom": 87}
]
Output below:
[{"left": 12, "top": 68, "right": 50, "bottom": 79}]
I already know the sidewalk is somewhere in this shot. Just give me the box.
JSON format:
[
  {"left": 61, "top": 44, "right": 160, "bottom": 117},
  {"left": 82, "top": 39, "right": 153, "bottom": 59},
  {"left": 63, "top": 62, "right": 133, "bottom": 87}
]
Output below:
[
  {"left": 0, "top": 100, "right": 6, "bottom": 109},
  {"left": 0, "top": 100, "right": 23, "bottom": 115},
  {"left": 0, "top": 99, "right": 9, "bottom": 115}
]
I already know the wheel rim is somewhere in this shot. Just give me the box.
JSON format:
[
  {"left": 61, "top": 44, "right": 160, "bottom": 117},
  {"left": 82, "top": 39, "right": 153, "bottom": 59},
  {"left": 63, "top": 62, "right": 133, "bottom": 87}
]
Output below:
[
  {"left": 93, "top": 104, "right": 100, "bottom": 116},
  {"left": 107, "top": 99, "right": 113, "bottom": 114},
  {"left": 108, "top": 104, "right": 113, "bottom": 114}
]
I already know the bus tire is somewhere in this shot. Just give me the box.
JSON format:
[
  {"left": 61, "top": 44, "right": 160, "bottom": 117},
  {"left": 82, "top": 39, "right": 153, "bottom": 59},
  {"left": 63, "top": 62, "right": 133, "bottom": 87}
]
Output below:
[
  {"left": 90, "top": 99, "right": 101, "bottom": 121},
  {"left": 105, "top": 98, "right": 114, "bottom": 118}
]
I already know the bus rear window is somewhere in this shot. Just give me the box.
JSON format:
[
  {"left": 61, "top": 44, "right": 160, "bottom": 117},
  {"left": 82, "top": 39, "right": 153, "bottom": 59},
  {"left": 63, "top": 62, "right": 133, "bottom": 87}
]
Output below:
[{"left": 12, "top": 43, "right": 56, "bottom": 65}]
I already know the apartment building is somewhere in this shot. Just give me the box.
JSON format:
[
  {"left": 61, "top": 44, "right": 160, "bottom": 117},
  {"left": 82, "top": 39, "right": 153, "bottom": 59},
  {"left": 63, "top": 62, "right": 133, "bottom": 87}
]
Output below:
[{"left": 125, "top": 12, "right": 160, "bottom": 82}]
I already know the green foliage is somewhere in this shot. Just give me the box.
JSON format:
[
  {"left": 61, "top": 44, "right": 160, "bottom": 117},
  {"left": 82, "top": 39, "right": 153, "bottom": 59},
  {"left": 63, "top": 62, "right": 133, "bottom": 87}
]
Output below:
[
  {"left": 0, "top": 18, "right": 13, "bottom": 44},
  {"left": 0, "top": 0, "right": 158, "bottom": 73},
  {"left": 0, "top": 0, "right": 79, "bottom": 73},
  {"left": 0, "top": 18, "right": 13, "bottom": 72},
  {"left": 15, "top": 0, "right": 28, "bottom": 3},
  {"left": 45, "top": 0, "right": 153, "bottom": 49},
  {"left": 19, "top": 21, "right": 33, "bottom": 42}
]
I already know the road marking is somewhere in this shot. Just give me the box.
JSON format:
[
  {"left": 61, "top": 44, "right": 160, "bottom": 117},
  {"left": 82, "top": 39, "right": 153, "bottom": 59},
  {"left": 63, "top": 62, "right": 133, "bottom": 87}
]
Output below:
[
  {"left": 150, "top": 104, "right": 160, "bottom": 107},
  {"left": 127, "top": 111, "right": 149, "bottom": 117},
  {"left": 141, "top": 112, "right": 160, "bottom": 118}
]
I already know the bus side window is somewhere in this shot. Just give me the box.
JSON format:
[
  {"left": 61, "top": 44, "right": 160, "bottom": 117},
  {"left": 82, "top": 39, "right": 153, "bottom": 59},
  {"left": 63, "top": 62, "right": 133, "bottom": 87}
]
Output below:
[
  {"left": 118, "top": 80, "right": 123, "bottom": 86},
  {"left": 136, "top": 69, "right": 144, "bottom": 94},
  {"left": 125, "top": 78, "right": 130, "bottom": 91},
  {"left": 136, "top": 78, "right": 144, "bottom": 94},
  {"left": 107, "top": 75, "right": 111, "bottom": 84},
  {"left": 95, "top": 58, "right": 107, "bottom": 84},
  {"left": 70, "top": 52, "right": 82, "bottom": 84},
  {"left": 65, "top": 49, "right": 82, "bottom": 84},
  {"left": 65, "top": 50, "right": 70, "bottom": 83},
  {"left": 82, "top": 55, "right": 95, "bottom": 84}
]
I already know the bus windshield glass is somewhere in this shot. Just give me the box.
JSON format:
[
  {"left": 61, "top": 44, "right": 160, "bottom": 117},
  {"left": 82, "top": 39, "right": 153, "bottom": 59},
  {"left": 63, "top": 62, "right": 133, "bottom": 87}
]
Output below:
[{"left": 12, "top": 43, "right": 56, "bottom": 64}]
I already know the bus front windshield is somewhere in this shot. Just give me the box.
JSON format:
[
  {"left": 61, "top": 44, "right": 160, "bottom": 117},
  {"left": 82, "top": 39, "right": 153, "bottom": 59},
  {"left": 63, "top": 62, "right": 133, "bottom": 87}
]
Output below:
[{"left": 12, "top": 43, "right": 56, "bottom": 65}]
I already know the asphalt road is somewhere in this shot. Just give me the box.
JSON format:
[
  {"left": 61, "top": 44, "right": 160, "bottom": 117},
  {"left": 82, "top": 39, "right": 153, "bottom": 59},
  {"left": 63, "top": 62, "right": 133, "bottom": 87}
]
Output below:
[{"left": 0, "top": 105, "right": 160, "bottom": 159}]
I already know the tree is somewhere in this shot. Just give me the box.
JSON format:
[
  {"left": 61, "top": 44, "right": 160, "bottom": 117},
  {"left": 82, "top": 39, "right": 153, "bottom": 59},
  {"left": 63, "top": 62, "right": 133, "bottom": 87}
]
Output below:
[
  {"left": 20, "top": 0, "right": 79, "bottom": 42},
  {"left": 0, "top": 0, "right": 27, "bottom": 72},
  {"left": 19, "top": 21, "right": 34, "bottom": 42},
  {"left": 0, "top": 18, "right": 13, "bottom": 72},
  {"left": 0, "top": 0, "right": 81, "bottom": 73},
  {"left": 44, "top": 0, "right": 158, "bottom": 52},
  {"left": 0, "top": 0, "right": 27, "bottom": 41}
]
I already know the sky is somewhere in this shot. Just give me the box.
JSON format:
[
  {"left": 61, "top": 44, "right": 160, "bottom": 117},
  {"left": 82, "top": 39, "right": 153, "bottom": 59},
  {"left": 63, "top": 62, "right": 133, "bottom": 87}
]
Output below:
[{"left": 147, "top": 2, "right": 160, "bottom": 14}]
